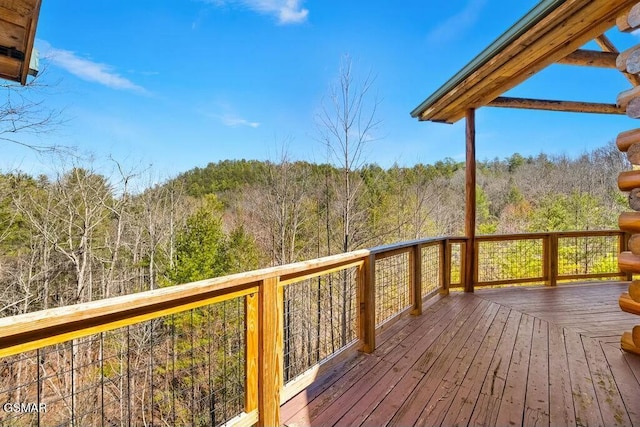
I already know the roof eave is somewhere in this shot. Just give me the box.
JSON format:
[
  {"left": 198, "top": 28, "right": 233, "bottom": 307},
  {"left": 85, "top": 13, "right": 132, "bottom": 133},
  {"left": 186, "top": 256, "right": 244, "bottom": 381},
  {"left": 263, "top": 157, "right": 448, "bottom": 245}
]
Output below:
[{"left": 410, "top": 0, "right": 566, "bottom": 121}]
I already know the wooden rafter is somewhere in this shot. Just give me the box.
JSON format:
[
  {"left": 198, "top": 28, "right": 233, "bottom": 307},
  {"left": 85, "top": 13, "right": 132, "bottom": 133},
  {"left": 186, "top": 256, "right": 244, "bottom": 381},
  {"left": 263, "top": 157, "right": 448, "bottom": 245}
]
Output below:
[
  {"left": 594, "top": 33, "right": 640, "bottom": 86},
  {"left": 412, "top": 0, "right": 639, "bottom": 123},
  {"left": 557, "top": 49, "right": 618, "bottom": 68},
  {"left": 487, "top": 96, "right": 624, "bottom": 114}
]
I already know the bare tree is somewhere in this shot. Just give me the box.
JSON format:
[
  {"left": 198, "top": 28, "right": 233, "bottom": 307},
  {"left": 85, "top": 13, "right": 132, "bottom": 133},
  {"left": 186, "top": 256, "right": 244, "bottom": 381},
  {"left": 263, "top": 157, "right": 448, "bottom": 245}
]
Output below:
[
  {"left": 0, "top": 72, "right": 66, "bottom": 154},
  {"left": 316, "top": 55, "right": 381, "bottom": 347},
  {"left": 316, "top": 55, "right": 381, "bottom": 253}
]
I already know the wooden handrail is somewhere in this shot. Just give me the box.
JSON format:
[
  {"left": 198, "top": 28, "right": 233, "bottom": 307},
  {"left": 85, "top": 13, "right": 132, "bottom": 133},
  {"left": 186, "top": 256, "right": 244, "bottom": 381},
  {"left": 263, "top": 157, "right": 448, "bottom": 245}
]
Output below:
[{"left": 0, "top": 229, "right": 630, "bottom": 427}]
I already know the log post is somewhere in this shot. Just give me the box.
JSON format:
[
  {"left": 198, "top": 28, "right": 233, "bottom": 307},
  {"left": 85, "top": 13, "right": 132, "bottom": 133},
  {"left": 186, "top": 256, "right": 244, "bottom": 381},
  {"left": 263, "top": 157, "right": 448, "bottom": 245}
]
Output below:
[
  {"left": 257, "top": 277, "right": 282, "bottom": 427},
  {"left": 464, "top": 108, "right": 476, "bottom": 293},
  {"left": 410, "top": 245, "right": 422, "bottom": 316},
  {"left": 440, "top": 239, "right": 450, "bottom": 295},
  {"left": 359, "top": 254, "right": 376, "bottom": 353}
]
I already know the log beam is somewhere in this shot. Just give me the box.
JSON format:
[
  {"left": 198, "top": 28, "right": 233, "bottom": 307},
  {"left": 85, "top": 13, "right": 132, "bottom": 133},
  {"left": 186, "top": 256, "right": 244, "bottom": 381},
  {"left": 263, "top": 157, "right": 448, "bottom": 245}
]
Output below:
[
  {"left": 618, "top": 170, "right": 640, "bottom": 192},
  {"left": 617, "top": 3, "right": 640, "bottom": 32},
  {"left": 619, "top": 212, "right": 640, "bottom": 233},
  {"left": 622, "top": 330, "right": 640, "bottom": 356},
  {"left": 595, "top": 34, "right": 640, "bottom": 86},
  {"left": 464, "top": 108, "right": 476, "bottom": 293},
  {"left": 557, "top": 49, "right": 618, "bottom": 68},
  {"left": 595, "top": 34, "right": 618, "bottom": 53},
  {"left": 617, "top": 129, "right": 640, "bottom": 152},
  {"left": 619, "top": 251, "right": 640, "bottom": 273},
  {"left": 620, "top": 292, "right": 640, "bottom": 315},
  {"left": 630, "top": 281, "right": 640, "bottom": 303},
  {"left": 487, "top": 97, "right": 623, "bottom": 115}
]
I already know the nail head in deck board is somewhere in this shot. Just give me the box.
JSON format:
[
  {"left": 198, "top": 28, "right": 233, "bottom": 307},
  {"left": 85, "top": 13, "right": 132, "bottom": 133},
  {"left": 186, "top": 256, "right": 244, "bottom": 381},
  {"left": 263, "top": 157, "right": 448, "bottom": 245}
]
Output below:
[
  {"left": 564, "top": 328, "right": 605, "bottom": 427},
  {"left": 523, "top": 317, "right": 550, "bottom": 427},
  {"left": 495, "top": 313, "right": 535, "bottom": 426},
  {"left": 358, "top": 297, "right": 482, "bottom": 426},
  {"left": 344, "top": 299, "right": 483, "bottom": 425},
  {"left": 282, "top": 295, "right": 468, "bottom": 426},
  {"left": 413, "top": 303, "right": 502, "bottom": 426},
  {"left": 469, "top": 310, "right": 524, "bottom": 426},
  {"left": 280, "top": 285, "right": 640, "bottom": 426},
  {"left": 548, "top": 324, "right": 577, "bottom": 426},
  {"left": 601, "top": 343, "right": 640, "bottom": 426},
  {"left": 581, "top": 335, "right": 633, "bottom": 426},
  {"left": 387, "top": 300, "right": 495, "bottom": 426},
  {"left": 439, "top": 305, "right": 512, "bottom": 427}
]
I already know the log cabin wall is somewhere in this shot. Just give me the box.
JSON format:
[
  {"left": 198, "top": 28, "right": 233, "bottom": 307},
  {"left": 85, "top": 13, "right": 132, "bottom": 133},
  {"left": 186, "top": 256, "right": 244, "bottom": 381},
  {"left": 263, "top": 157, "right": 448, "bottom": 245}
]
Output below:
[{"left": 616, "top": 4, "right": 640, "bottom": 355}]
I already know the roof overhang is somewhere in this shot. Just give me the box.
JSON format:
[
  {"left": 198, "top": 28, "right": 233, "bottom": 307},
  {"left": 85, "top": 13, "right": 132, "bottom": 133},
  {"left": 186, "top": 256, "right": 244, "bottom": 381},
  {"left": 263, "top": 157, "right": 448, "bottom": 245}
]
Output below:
[
  {"left": 0, "top": 0, "right": 42, "bottom": 85},
  {"left": 411, "top": 0, "right": 638, "bottom": 124}
]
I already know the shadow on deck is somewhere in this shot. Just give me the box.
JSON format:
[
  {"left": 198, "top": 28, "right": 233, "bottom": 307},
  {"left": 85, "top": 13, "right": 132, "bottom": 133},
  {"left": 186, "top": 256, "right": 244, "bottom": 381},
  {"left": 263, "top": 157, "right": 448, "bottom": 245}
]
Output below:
[{"left": 281, "top": 282, "right": 640, "bottom": 426}]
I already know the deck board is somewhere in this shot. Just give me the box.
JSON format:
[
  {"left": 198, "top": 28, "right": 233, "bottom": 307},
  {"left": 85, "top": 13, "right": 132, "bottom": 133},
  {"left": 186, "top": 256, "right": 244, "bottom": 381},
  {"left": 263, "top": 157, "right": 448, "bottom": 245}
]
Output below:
[{"left": 281, "top": 282, "right": 640, "bottom": 427}]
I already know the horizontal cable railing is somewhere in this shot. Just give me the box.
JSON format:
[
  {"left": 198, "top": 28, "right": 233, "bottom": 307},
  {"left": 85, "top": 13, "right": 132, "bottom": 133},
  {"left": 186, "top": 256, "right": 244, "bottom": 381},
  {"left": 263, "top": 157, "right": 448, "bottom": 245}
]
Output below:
[{"left": 0, "top": 230, "right": 630, "bottom": 426}]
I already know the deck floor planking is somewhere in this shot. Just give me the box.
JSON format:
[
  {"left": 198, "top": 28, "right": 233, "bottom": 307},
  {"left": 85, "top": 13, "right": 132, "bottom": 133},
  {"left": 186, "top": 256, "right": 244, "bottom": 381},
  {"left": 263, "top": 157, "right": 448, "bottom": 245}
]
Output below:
[{"left": 281, "top": 282, "right": 640, "bottom": 427}]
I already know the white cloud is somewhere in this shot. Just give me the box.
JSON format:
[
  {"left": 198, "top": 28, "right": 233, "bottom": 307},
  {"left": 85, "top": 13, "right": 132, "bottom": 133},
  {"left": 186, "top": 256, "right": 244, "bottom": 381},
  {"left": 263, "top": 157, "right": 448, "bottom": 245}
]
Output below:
[
  {"left": 426, "top": 0, "right": 486, "bottom": 43},
  {"left": 39, "top": 41, "right": 147, "bottom": 94},
  {"left": 207, "top": 0, "right": 308, "bottom": 24},
  {"left": 220, "top": 113, "right": 260, "bottom": 128}
]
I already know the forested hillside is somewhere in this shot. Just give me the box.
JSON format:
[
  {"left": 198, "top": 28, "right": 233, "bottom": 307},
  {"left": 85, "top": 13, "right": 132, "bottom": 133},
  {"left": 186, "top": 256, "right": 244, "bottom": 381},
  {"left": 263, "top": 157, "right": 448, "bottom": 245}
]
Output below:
[{"left": 0, "top": 143, "right": 627, "bottom": 316}]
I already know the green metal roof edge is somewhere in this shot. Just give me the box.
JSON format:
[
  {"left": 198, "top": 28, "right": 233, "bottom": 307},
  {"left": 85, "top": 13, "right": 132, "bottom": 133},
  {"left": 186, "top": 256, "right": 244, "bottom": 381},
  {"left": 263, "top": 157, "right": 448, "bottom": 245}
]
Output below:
[{"left": 410, "top": 0, "right": 567, "bottom": 120}]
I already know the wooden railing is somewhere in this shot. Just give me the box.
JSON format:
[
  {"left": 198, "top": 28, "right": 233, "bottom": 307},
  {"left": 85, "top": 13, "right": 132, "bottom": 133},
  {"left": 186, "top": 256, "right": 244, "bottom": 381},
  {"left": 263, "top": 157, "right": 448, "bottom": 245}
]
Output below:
[{"left": 0, "top": 230, "right": 630, "bottom": 426}]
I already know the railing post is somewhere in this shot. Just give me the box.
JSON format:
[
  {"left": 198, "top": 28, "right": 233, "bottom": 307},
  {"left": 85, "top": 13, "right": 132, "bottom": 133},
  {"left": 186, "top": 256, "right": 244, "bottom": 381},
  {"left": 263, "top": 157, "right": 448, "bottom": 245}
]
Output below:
[
  {"left": 257, "top": 277, "right": 283, "bottom": 427},
  {"left": 245, "top": 293, "right": 258, "bottom": 414},
  {"left": 410, "top": 245, "right": 422, "bottom": 316},
  {"left": 360, "top": 254, "right": 376, "bottom": 353},
  {"left": 548, "top": 233, "right": 558, "bottom": 286},
  {"left": 441, "top": 240, "right": 450, "bottom": 295}
]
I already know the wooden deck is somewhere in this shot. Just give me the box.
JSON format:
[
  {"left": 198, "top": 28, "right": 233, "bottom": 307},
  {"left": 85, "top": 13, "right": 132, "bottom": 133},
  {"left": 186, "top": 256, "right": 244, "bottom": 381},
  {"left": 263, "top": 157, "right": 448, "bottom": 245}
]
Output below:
[{"left": 280, "top": 282, "right": 640, "bottom": 426}]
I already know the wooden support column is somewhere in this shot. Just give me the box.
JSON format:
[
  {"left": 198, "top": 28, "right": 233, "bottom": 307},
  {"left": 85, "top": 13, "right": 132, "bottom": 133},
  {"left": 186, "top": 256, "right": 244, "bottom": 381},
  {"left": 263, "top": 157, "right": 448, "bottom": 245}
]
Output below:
[
  {"left": 245, "top": 293, "right": 259, "bottom": 414},
  {"left": 359, "top": 254, "right": 376, "bottom": 353},
  {"left": 410, "top": 244, "right": 422, "bottom": 315},
  {"left": 465, "top": 108, "right": 476, "bottom": 293},
  {"left": 440, "top": 239, "right": 450, "bottom": 295},
  {"left": 257, "top": 277, "right": 283, "bottom": 427}
]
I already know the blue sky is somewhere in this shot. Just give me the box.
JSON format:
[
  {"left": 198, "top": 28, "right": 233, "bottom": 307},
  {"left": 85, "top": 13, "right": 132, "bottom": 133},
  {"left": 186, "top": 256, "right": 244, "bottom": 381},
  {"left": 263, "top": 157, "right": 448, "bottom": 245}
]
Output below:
[{"left": 4, "top": 0, "right": 640, "bottom": 176}]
